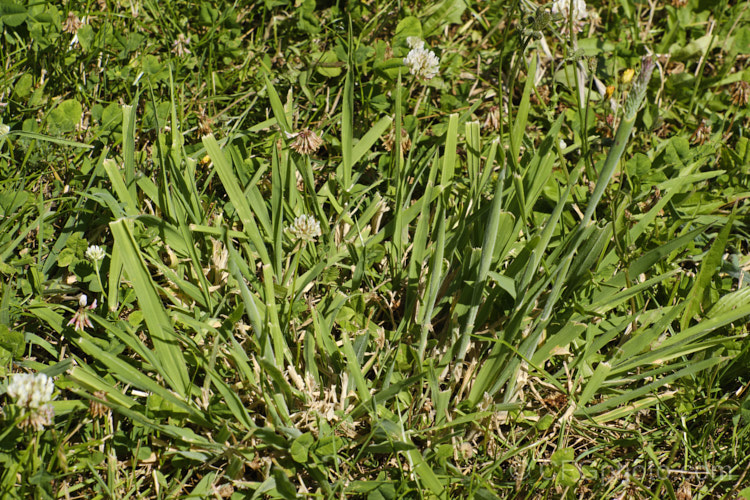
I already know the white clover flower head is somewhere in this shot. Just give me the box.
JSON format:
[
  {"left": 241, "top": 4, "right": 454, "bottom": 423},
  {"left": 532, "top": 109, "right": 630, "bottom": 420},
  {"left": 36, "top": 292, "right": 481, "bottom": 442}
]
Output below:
[
  {"left": 7, "top": 373, "right": 55, "bottom": 409},
  {"left": 20, "top": 403, "right": 55, "bottom": 431},
  {"left": 406, "top": 36, "right": 424, "bottom": 50},
  {"left": 0, "top": 123, "right": 9, "bottom": 140},
  {"left": 85, "top": 245, "right": 106, "bottom": 262},
  {"left": 551, "top": 0, "right": 588, "bottom": 22},
  {"left": 286, "top": 215, "right": 322, "bottom": 243},
  {"left": 79, "top": 294, "right": 88, "bottom": 307},
  {"left": 403, "top": 39, "right": 440, "bottom": 81}
]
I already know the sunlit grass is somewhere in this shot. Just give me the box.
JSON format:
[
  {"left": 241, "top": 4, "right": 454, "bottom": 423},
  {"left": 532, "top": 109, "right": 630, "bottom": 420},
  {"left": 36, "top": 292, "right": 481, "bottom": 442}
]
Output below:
[{"left": 1, "top": 0, "right": 750, "bottom": 498}]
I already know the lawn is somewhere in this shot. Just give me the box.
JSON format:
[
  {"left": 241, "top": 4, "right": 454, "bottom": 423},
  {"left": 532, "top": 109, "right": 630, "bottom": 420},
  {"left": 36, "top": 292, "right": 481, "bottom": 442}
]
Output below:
[{"left": 1, "top": 0, "right": 750, "bottom": 498}]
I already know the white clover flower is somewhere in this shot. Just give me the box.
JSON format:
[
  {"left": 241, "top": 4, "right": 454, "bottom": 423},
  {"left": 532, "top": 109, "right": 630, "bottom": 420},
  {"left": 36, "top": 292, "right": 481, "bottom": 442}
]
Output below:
[
  {"left": 85, "top": 245, "right": 106, "bottom": 262},
  {"left": 286, "top": 215, "right": 321, "bottom": 243},
  {"left": 551, "top": 0, "right": 588, "bottom": 22},
  {"left": 406, "top": 36, "right": 424, "bottom": 50},
  {"left": 20, "top": 404, "right": 55, "bottom": 431},
  {"left": 69, "top": 294, "right": 97, "bottom": 331},
  {"left": 7, "top": 373, "right": 55, "bottom": 409},
  {"left": 0, "top": 123, "right": 9, "bottom": 141},
  {"left": 403, "top": 39, "right": 440, "bottom": 81}
]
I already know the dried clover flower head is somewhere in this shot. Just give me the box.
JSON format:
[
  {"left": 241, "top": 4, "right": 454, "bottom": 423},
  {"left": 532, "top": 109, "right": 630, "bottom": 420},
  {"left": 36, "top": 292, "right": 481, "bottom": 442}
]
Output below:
[
  {"left": 288, "top": 129, "right": 324, "bottom": 155},
  {"left": 62, "top": 12, "right": 83, "bottom": 34},
  {"left": 382, "top": 127, "right": 411, "bottom": 155},
  {"left": 286, "top": 215, "right": 322, "bottom": 243},
  {"left": 403, "top": 38, "right": 440, "bottom": 81},
  {"left": 7, "top": 373, "right": 55, "bottom": 409},
  {"left": 85, "top": 245, "right": 106, "bottom": 262},
  {"left": 691, "top": 119, "right": 711, "bottom": 145},
  {"left": 730, "top": 81, "right": 749, "bottom": 107},
  {"left": 483, "top": 105, "right": 501, "bottom": 131},
  {"left": 89, "top": 391, "right": 108, "bottom": 419},
  {"left": 18, "top": 404, "right": 55, "bottom": 431}
]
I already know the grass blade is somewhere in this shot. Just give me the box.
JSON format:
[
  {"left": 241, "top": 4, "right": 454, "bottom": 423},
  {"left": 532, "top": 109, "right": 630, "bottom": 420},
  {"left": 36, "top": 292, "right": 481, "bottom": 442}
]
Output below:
[{"left": 110, "top": 219, "right": 190, "bottom": 397}]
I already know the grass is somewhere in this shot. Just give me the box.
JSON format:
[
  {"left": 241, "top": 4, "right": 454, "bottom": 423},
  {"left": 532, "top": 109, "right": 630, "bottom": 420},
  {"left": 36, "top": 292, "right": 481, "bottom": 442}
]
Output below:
[{"left": 1, "top": 0, "right": 750, "bottom": 498}]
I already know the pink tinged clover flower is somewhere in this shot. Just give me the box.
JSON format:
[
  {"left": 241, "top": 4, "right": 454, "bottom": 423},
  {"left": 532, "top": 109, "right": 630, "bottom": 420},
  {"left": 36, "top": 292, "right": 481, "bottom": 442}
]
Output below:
[{"left": 68, "top": 294, "right": 97, "bottom": 332}]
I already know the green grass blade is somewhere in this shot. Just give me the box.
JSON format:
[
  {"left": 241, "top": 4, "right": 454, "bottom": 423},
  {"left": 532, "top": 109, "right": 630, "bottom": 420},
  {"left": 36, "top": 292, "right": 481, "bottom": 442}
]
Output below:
[
  {"left": 457, "top": 163, "right": 506, "bottom": 360},
  {"left": 352, "top": 116, "right": 393, "bottom": 166},
  {"left": 511, "top": 55, "right": 536, "bottom": 160},
  {"left": 341, "top": 61, "right": 354, "bottom": 191},
  {"left": 262, "top": 74, "right": 290, "bottom": 134},
  {"left": 203, "top": 133, "right": 271, "bottom": 265},
  {"left": 74, "top": 335, "right": 201, "bottom": 422},
  {"left": 439, "top": 113, "right": 459, "bottom": 189},
  {"left": 122, "top": 101, "right": 137, "bottom": 201},
  {"left": 110, "top": 219, "right": 190, "bottom": 397},
  {"left": 102, "top": 159, "right": 138, "bottom": 216},
  {"left": 680, "top": 216, "right": 734, "bottom": 330}
]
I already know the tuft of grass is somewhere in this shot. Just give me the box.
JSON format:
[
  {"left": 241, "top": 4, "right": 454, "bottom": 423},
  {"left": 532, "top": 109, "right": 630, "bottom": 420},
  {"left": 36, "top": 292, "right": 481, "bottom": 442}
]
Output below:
[{"left": 1, "top": 0, "right": 750, "bottom": 498}]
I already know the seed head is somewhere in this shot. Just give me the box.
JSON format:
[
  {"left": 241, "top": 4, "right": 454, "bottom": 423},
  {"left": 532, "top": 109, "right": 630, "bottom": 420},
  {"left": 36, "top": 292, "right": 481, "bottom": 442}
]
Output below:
[
  {"left": 690, "top": 119, "right": 711, "bottom": 145},
  {"left": 526, "top": 8, "right": 552, "bottom": 37},
  {"left": 623, "top": 56, "right": 655, "bottom": 120},
  {"left": 483, "top": 106, "right": 501, "bottom": 132}
]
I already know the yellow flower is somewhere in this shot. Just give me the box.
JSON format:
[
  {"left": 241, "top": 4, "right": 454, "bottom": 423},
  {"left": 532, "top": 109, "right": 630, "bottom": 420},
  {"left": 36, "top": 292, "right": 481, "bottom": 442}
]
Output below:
[{"left": 621, "top": 68, "right": 635, "bottom": 84}]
